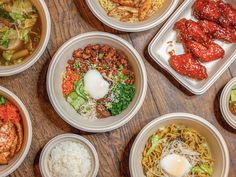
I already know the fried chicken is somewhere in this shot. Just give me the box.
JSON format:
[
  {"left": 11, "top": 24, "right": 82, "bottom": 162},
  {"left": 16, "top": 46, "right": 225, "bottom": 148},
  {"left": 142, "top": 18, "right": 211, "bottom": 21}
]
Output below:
[
  {"left": 175, "top": 18, "right": 224, "bottom": 62},
  {"left": 169, "top": 53, "right": 208, "bottom": 80}
]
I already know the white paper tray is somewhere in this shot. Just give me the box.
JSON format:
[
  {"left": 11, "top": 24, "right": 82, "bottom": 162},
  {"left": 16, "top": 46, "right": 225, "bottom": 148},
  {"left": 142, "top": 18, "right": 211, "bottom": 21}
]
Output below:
[{"left": 148, "top": 0, "right": 236, "bottom": 95}]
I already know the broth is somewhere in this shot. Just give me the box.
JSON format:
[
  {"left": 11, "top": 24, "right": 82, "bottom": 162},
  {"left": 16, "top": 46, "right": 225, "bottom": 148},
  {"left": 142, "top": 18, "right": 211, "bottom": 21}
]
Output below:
[{"left": 0, "top": 0, "right": 42, "bottom": 66}]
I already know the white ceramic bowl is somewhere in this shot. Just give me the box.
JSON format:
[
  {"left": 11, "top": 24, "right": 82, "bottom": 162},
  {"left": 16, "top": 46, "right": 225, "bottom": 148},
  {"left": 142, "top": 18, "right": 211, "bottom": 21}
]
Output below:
[
  {"left": 0, "top": 86, "right": 32, "bottom": 177},
  {"left": 220, "top": 77, "right": 236, "bottom": 129},
  {"left": 0, "top": 0, "right": 51, "bottom": 76},
  {"left": 129, "top": 113, "right": 229, "bottom": 177},
  {"left": 86, "top": 0, "right": 179, "bottom": 32},
  {"left": 39, "top": 134, "right": 99, "bottom": 177},
  {"left": 47, "top": 32, "right": 147, "bottom": 133}
]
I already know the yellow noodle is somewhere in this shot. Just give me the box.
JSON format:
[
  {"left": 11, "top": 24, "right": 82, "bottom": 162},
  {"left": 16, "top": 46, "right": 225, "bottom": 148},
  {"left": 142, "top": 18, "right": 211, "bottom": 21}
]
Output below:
[
  {"left": 99, "top": 0, "right": 165, "bottom": 22},
  {"left": 142, "top": 124, "right": 214, "bottom": 177}
]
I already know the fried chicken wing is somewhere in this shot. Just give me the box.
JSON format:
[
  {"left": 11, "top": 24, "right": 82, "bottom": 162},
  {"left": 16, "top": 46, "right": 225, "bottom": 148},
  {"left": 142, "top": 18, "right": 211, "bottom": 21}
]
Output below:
[
  {"left": 185, "top": 41, "right": 225, "bottom": 62},
  {"left": 218, "top": 1, "right": 236, "bottom": 29},
  {"left": 175, "top": 18, "right": 210, "bottom": 44},
  {"left": 193, "top": 0, "right": 221, "bottom": 22},
  {"left": 198, "top": 20, "right": 236, "bottom": 43},
  {"left": 194, "top": 0, "right": 236, "bottom": 29},
  {"left": 175, "top": 18, "right": 225, "bottom": 62},
  {"left": 169, "top": 53, "right": 208, "bottom": 80}
]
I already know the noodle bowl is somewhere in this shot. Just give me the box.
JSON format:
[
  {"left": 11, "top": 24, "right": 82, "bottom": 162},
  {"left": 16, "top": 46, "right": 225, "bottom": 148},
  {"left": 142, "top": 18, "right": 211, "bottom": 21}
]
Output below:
[{"left": 142, "top": 124, "right": 213, "bottom": 177}]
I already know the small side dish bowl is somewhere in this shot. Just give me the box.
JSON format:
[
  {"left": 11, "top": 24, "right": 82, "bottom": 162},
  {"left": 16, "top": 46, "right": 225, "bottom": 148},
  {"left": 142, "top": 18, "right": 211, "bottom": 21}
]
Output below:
[
  {"left": 0, "top": 0, "right": 51, "bottom": 76},
  {"left": 0, "top": 86, "right": 32, "bottom": 177},
  {"left": 220, "top": 77, "right": 236, "bottom": 129},
  {"left": 129, "top": 113, "right": 229, "bottom": 177},
  {"left": 47, "top": 32, "right": 147, "bottom": 133},
  {"left": 85, "top": 0, "right": 179, "bottom": 32},
  {"left": 39, "top": 134, "right": 99, "bottom": 177}
]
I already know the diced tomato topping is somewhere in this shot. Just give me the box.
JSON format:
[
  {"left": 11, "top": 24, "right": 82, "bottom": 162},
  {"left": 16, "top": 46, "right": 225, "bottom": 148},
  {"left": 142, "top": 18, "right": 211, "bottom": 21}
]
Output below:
[{"left": 62, "top": 68, "right": 80, "bottom": 96}]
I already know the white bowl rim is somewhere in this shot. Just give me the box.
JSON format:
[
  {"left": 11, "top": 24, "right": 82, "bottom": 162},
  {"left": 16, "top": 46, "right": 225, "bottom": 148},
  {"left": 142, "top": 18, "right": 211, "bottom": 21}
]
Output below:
[
  {"left": 39, "top": 133, "right": 99, "bottom": 177},
  {"left": 129, "top": 112, "right": 230, "bottom": 177},
  {"left": 46, "top": 31, "right": 147, "bottom": 133},
  {"left": 0, "top": 0, "right": 51, "bottom": 76},
  {"left": 0, "top": 86, "right": 32, "bottom": 176},
  {"left": 220, "top": 77, "right": 236, "bottom": 129},
  {"left": 85, "top": 0, "right": 179, "bottom": 32}
]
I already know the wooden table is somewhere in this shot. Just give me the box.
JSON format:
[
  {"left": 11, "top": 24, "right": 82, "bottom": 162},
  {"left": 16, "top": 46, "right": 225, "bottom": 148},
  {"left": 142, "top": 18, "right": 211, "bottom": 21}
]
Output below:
[{"left": 1, "top": 0, "right": 236, "bottom": 176}]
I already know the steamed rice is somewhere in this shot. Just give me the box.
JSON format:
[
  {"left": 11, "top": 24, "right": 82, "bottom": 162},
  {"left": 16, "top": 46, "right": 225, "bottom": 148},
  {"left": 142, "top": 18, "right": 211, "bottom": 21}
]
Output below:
[{"left": 48, "top": 141, "right": 92, "bottom": 177}]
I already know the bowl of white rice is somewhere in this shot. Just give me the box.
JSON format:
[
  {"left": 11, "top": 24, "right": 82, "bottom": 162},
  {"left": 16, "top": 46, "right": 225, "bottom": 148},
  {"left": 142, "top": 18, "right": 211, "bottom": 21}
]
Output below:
[{"left": 39, "top": 134, "right": 99, "bottom": 177}]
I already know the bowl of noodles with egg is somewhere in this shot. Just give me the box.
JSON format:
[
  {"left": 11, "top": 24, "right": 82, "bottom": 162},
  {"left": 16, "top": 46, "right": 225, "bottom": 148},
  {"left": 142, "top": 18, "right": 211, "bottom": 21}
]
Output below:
[
  {"left": 129, "top": 113, "right": 229, "bottom": 177},
  {"left": 85, "top": 0, "right": 179, "bottom": 32}
]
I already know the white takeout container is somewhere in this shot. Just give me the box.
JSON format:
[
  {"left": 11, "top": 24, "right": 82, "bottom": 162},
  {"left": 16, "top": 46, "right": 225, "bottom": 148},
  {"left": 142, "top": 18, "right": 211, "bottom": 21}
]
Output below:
[
  {"left": 220, "top": 77, "right": 236, "bottom": 129},
  {"left": 86, "top": 0, "right": 179, "bottom": 32},
  {"left": 39, "top": 134, "right": 99, "bottom": 177},
  {"left": 129, "top": 113, "right": 230, "bottom": 177},
  {"left": 0, "top": 86, "right": 32, "bottom": 177},
  {"left": 47, "top": 32, "right": 147, "bottom": 133},
  {"left": 148, "top": 0, "right": 236, "bottom": 95},
  {"left": 0, "top": 0, "right": 51, "bottom": 76}
]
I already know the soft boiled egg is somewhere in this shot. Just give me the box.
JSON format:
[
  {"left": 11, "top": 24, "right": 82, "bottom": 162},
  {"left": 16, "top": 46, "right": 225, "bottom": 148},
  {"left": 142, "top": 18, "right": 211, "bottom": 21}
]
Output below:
[
  {"left": 84, "top": 70, "right": 109, "bottom": 99},
  {"left": 160, "top": 154, "right": 191, "bottom": 177}
]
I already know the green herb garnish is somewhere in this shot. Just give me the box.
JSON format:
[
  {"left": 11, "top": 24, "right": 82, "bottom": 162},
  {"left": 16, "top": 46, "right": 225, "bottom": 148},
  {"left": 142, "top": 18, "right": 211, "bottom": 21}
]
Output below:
[
  {"left": 0, "top": 96, "right": 6, "bottom": 105},
  {"left": 73, "top": 62, "right": 79, "bottom": 69},
  {"left": 106, "top": 83, "right": 135, "bottom": 116},
  {"left": 119, "top": 65, "right": 124, "bottom": 70}
]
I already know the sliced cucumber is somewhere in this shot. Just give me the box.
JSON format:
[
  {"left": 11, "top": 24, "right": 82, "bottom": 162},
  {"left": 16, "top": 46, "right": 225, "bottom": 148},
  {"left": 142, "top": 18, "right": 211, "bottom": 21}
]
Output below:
[
  {"left": 71, "top": 97, "right": 85, "bottom": 111},
  {"left": 67, "top": 91, "right": 86, "bottom": 111},
  {"left": 74, "top": 80, "right": 88, "bottom": 100},
  {"left": 67, "top": 92, "right": 78, "bottom": 103}
]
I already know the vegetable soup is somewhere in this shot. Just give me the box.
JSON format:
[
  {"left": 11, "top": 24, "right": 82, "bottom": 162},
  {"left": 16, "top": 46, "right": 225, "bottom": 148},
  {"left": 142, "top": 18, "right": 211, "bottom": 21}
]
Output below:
[{"left": 0, "top": 0, "right": 41, "bottom": 66}]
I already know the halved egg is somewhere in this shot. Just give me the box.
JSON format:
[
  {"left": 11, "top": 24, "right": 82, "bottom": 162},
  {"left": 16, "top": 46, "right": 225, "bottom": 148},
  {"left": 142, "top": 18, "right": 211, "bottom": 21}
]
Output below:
[
  {"left": 84, "top": 70, "right": 109, "bottom": 99},
  {"left": 160, "top": 154, "right": 191, "bottom": 177}
]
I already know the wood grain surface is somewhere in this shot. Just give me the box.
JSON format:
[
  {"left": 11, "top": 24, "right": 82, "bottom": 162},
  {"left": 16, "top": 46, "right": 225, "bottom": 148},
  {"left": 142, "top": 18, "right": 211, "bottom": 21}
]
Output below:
[{"left": 1, "top": 0, "right": 236, "bottom": 176}]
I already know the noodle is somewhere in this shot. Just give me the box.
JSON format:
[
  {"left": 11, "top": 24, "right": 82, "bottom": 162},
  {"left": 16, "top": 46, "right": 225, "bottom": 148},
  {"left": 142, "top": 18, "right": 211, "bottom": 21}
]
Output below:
[
  {"left": 99, "top": 0, "right": 166, "bottom": 22},
  {"left": 142, "top": 124, "right": 213, "bottom": 177}
]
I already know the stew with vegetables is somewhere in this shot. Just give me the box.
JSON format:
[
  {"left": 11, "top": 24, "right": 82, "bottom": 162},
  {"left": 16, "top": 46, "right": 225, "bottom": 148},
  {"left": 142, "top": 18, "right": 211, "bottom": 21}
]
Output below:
[{"left": 0, "top": 0, "right": 41, "bottom": 66}]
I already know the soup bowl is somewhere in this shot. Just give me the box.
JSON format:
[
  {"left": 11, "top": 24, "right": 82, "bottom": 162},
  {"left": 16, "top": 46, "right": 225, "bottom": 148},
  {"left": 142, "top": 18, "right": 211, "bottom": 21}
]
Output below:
[
  {"left": 129, "top": 113, "right": 229, "bottom": 177},
  {"left": 0, "top": 0, "right": 51, "bottom": 76},
  {"left": 47, "top": 32, "right": 147, "bottom": 133},
  {"left": 220, "top": 77, "right": 236, "bottom": 129},
  {"left": 0, "top": 86, "right": 32, "bottom": 177},
  {"left": 86, "top": 0, "right": 179, "bottom": 32}
]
